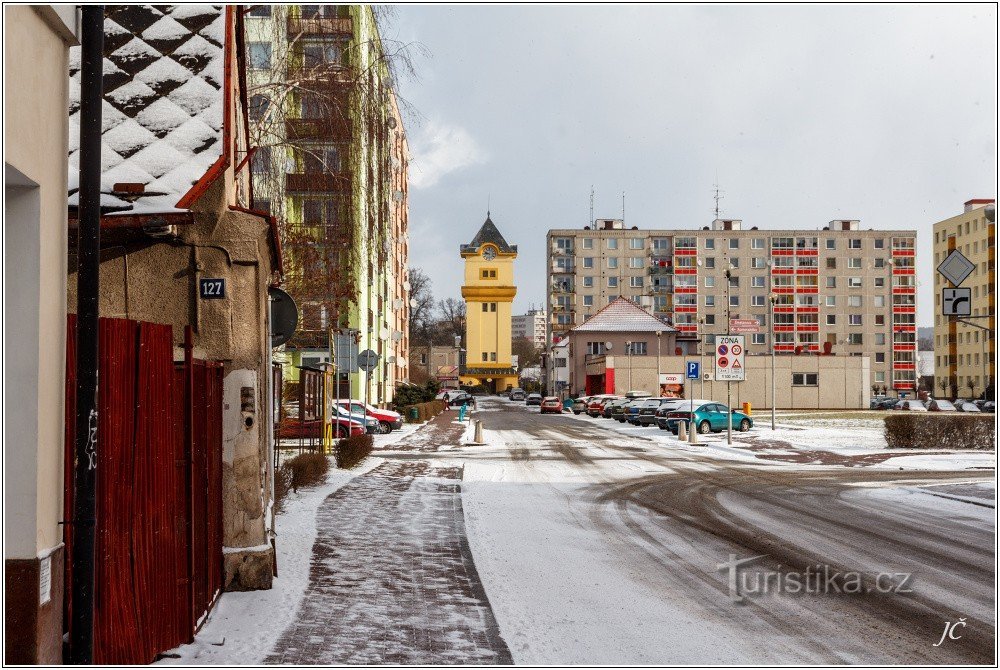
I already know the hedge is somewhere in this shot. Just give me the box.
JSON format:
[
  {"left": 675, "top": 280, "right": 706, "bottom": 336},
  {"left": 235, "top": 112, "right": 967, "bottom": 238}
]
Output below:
[
  {"left": 884, "top": 414, "right": 996, "bottom": 450},
  {"left": 336, "top": 433, "right": 373, "bottom": 469},
  {"left": 401, "top": 399, "right": 447, "bottom": 423},
  {"left": 274, "top": 452, "right": 330, "bottom": 512}
]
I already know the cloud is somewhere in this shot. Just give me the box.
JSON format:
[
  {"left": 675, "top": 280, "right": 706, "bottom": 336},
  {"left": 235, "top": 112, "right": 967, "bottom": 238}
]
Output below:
[{"left": 408, "top": 121, "right": 487, "bottom": 189}]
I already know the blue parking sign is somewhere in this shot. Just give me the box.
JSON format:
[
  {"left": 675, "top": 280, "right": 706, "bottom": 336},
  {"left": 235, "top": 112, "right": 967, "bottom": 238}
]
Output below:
[{"left": 687, "top": 361, "right": 700, "bottom": 379}]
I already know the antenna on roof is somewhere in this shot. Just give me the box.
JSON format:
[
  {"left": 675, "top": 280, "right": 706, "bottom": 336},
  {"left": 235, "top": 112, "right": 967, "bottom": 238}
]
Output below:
[
  {"left": 589, "top": 185, "right": 594, "bottom": 228},
  {"left": 713, "top": 177, "right": 723, "bottom": 220},
  {"left": 487, "top": 193, "right": 490, "bottom": 218},
  {"left": 622, "top": 191, "right": 626, "bottom": 223}
]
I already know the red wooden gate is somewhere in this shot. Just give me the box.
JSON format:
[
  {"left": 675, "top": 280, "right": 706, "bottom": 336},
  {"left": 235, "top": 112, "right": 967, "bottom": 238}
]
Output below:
[{"left": 64, "top": 316, "right": 223, "bottom": 664}]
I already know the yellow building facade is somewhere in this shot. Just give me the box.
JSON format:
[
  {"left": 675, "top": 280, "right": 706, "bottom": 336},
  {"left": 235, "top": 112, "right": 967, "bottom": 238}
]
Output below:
[{"left": 460, "top": 215, "right": 519, "bottom": 391}]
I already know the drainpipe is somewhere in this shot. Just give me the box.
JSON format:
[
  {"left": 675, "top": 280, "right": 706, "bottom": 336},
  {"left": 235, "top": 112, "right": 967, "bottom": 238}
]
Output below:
[{"left": 71, "top": 5, "right": 104, "bottom": 665}]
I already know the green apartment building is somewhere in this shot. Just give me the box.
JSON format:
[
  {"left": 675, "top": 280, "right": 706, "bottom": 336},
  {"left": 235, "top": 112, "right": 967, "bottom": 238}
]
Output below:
[{"left": 245, "top": 5, "right": 410, "bottom": 405}]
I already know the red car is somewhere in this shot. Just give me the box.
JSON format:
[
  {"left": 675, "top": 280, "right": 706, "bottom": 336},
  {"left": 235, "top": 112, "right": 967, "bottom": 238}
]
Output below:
[
  {"left": 337, "top": 400, "right": 404, "bottom": 433},
  {"left": 276, "top": 415, "right": 365, "bottom": 440},
  {"left": 540, "top": 397, "right": 564, "bottom": 414},
  {"left": 586, "top": 395, "right": 619, "bottom": 417}
]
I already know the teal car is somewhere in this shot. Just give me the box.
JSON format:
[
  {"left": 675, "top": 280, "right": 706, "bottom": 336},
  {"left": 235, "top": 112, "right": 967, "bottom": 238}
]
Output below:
[{"left": 664, "top": 402, "right": 753, "bottom": 435}]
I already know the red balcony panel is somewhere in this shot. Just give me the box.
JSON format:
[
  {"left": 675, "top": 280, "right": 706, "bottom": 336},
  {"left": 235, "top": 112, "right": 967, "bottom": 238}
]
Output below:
[
  {"left": 674, "top": 305, "right": 698, "bottom": 313},
  {"left": 771, "top": 268, "right": 795, "bottom": 275},
  {"left": 893, "top": 325, "right": 917, "bottom": 333},
  {"left": 674, "top": 268, "right": 697, "bottom": 275},
  {"left": 892, "top": 267, "right": 916, "bottom": 275},
  {"left": 771, "top": 249, "right": 795, "bottom": 256},
  {"left": 795, "top": 268, "right": 819, "bottom": 275},
  {"left": 795, "top": 306, "right": 820, "bottom": 313},
  {"left": 893, "top": 343, "right": 917, "bottom": 351},
  {"left": 892, "top": 306, "right": 916, "bottom": 314},
  {"left": 891, "top": 248, "right": 916, "bottom": 256},
  {"left": 676, "top": 324, "right": 698, "bottom": 332},
  {"left": 774, "top": 344, "right": 796, "bottom": 352},
  {"left": 773, "top": 286, "right": 795, "bottom": 294},
  {"left": 892, "top": 287, "right": 916, "bottom": 295},
  {"left": 893, "top": 382, "right": 915, "bottom": 390},
  {"left": 894, "top": 362, "right": 916, "bottom": 370},
  {"left": 674, "top": 248, "right": 698, "bottom": 256},
  {"left": 774, "top": 306, "right": 796, "bottom": 313},
  {"left": 795, "top": 286, "right": 819, "bottom": 294},
  {"left": 674, "top": 286, "right": 698, "bottom": 293},
  {"left": 796, "top": 324, "right": 819, "bottom": 332},
  {"left": 795, "top": 248, "right": 819, "bottom": 256},
  {"left": 774, "top": 325, "right": 796, "bottom": 333}
]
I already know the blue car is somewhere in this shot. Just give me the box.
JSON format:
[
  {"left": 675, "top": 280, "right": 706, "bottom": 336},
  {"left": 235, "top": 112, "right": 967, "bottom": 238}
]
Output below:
[{"left": 664, "top": 402, "right": 753, "bottom": 435}]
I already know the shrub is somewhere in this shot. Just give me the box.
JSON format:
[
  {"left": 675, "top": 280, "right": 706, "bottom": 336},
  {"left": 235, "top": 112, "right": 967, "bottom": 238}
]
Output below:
[
  {"left": 401, "top": 399, "right": 448, "bottom": 423},
  {"left": 392, "top": 380, "right": 440, "bottom": 412},
  {"left": 336, "top": 433, "right": 373, "bottom": 469},
  {"left": 884, "top": 414, "right": 996, "bottom": 450},
  {"left": 273, "top": 451, "right": 329, "bottom": 513}
]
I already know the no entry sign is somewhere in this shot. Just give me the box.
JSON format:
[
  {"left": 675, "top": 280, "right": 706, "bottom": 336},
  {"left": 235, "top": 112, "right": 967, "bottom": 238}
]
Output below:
[{"left": 715, "top": 335, "right": 746, "bottom": 382}]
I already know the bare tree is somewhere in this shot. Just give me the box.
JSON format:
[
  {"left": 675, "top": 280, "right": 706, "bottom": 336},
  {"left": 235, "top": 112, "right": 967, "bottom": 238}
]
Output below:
[
  {"left": 437, "top": 298, "right": 466, "bottom": 344},
  {"left": 408, "top": 267, "right": 436, "bottom": 346}
]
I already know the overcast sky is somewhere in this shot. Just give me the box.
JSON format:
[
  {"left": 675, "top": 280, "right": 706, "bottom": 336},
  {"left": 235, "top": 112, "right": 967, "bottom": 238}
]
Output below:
[{"left": 388, "top": 4, "right": 997, "bottom": 327}]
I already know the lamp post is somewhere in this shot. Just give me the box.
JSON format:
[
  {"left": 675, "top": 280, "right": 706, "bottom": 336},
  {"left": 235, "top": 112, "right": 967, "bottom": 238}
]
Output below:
[
  {"left": 769, "top": 294, "right": 776, "bottom": 430},
  {"left": 724, "top": 264, "right": 734, "bottom": 445},
  {"left": 655, "top": 330, "right": 662, "bottom": 396},
  {"left": 625, "top": 340, "right": 633, "bottom": 391},
  {"left": 885, "top": 258, "right": 894, "bottom": 398}
]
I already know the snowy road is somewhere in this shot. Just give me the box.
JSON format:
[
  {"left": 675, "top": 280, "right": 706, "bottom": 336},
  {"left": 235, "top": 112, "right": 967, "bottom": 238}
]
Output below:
[{"left": 462, "top": 399, "right": 996, "bottom": 664}]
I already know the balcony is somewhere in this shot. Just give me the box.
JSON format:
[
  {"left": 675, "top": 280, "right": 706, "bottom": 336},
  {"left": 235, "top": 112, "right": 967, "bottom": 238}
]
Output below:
[
  {"left": 287, "top": 16, "right": 353, "bottom": 37},
  {"left": 550, "top": 263, "right": 575, "bottom": 274},
  {"left": 286, "top": 118, "right": 351, "bottom": 142},
  {"left": 286, "top": 172, "right": 350, "bottom": 192}
]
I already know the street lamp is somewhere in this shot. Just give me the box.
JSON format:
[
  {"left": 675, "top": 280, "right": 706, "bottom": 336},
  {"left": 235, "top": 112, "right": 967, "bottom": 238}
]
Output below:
[
  {"left": 655, "top": 330, "right": 662, "bottom": 396},
  {"left": 769, "top": 294, "right": 776, "bottom": 430},
  {"left": 625, "top": 340, "right": 633, "bottom": 391},
  {"left": 724, "top": 263, "right": 735, "bottom": 445}
]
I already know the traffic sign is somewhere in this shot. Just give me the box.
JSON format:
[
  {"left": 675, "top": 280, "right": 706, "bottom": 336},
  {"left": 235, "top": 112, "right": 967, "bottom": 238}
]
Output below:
[
  {"left": 937, "top": 250, "right": 974, "bottom": 287},
  {"left": 715, "top": 335, "right": 746, "bottom": 382},
  {"left": 729, "top": 319, "right": 760, "bottom": 334},
  {"left": 358, "top": 349, "right": 379, "bottom": 373},
  {"left": 942, "top": 288, "right": 972, "bottom": 316},
  {"left": 686, "top": 361, "right": 700, "bottom": 379}
]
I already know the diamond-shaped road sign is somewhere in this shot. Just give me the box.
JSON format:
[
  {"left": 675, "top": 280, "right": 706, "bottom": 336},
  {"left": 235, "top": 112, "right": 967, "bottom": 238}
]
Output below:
[{"left": 937, "top": 249, "right": 975, "bottom": 287}]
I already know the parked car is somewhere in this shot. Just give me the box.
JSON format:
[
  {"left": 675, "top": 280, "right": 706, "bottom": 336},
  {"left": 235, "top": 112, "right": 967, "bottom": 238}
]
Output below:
[
  {"left": 337, "top": 400, "right": 403, "bottom": 433},
  {"left": 630, "top": 398, "right": 680, "bottom": 426},
  {"left": 893, "top": 399, "right": 928, "bottom": 411},
  {"left": 607, "top": 398, "right": 635, "bottom": 421},
  {"left": 276, "top": 414, "right": 366, "bottom": 440},
  {"left": 654, "top": 399, "right": 713, "bottom": 430},
  {"left": 981, "top": 401, "right": 996, "bottom": 413},
  {"left": 664, "top": 402, "right": 753, "bottom": 435},
  {"left": 525, "top": 393, "right": 543, "bottom": 406},
  {"left": 540, "top": 397, "right": 563, "bottom": 414},
  {"left": 956, "top": 402, "right": 982, "bottom": 413},
  {"left": 571, "top": 396, "right": 592, "bottom": 415},
  {"left": 448, "top": 391, "right": 475, "bottom": 407},
  {"left": 509, "top": 388, "right": 526, "bottom": 401},
  {"left": 927, "top": 399, "right": 958, "bottom": 412},
  {"left": 587, "top": 395, "right": 618, "bottom": 417},
  {"left": 335, "top": 405, "right": 379, "bottom": 434}
]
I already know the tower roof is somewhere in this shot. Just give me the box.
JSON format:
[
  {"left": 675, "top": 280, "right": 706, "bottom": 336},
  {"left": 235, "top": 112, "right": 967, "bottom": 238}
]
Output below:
[
  {"left": 460, "top": 213, "right": 517, "bottom": 254},
  {"left": 572, "top": 296, "right": 676, "bottom": 333}
]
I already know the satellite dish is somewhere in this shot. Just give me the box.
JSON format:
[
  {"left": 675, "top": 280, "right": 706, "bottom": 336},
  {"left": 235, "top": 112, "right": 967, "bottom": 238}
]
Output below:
[
  {"left": 605, "top": 342, "right": 613, "bottom": 350},
  {"left": 386, "top": 117, "right": 398, "bottom": 129},
  {"left": 269, "top": 287, "right": 298, "bottom": 348}
]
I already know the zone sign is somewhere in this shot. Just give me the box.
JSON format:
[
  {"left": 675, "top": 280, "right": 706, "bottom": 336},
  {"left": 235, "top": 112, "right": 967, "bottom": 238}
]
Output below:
[
  {"left": 715, "top": 335, "right": 746, "bottom": 382},
  {"left": 199, "top": 278, "right": 226, "bottom": 300}
]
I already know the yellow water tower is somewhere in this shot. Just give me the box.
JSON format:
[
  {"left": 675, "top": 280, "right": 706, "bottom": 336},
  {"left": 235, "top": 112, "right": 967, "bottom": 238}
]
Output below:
[{"left": 460, "top": 213, "right": 519, "bottom": 392}]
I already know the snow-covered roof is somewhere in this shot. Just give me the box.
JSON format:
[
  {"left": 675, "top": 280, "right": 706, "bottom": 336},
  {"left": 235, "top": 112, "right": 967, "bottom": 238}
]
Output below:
[
  {"left": 572, "top": 296, "right": 677, "bottom": 333},
  {"left": 68, "top": 5, "right": 225, "bottom": 215}
]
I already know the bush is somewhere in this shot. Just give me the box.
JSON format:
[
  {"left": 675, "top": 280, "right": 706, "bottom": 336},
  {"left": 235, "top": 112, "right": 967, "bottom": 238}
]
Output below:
[
  {"left": 884, "top": 414, "right": 996, "bottom": 450},
  {"left": 336, "top": 433, "right": 373, "bottom": 469},
  {"left": 392, "top": 380, "right": 440, "bottom": 412},
  {"left": 274, "top": 452, "right": 330, "bottom": 513},
  {"left": 401, "top": 399, "right": 448, "bottom": 423}
]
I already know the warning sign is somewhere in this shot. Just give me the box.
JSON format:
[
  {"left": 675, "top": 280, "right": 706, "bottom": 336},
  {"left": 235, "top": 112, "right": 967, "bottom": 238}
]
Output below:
[{"left": 715, "top": 335, "right": 746, "bottom": 382}]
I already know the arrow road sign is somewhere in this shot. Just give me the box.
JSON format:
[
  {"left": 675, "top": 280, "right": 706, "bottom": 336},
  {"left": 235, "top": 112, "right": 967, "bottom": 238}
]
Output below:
[
  {"left": 937, "top": 249, "right": 975, "bottom": 287},
  {"left": 942, "top": 288, "right": 972, "bottom": 316}
]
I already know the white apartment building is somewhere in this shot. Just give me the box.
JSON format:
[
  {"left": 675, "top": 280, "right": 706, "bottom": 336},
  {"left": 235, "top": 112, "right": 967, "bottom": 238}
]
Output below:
[
  {"left": 547, "top": 218, "right": 918, "bottom": 396},
  {"left": 512, "top": 308, "right": 547, "bottom": 349}
]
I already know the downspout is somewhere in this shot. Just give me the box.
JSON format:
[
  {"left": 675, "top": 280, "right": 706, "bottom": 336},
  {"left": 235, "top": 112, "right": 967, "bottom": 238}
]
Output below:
[{"left": 70, "top": 5, "right": 104, "bottom": 664}]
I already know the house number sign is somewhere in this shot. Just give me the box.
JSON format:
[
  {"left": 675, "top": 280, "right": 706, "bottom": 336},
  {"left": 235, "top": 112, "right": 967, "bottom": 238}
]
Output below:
[{"left": 199, "top": 278, "right": 226, "bottom": 299}]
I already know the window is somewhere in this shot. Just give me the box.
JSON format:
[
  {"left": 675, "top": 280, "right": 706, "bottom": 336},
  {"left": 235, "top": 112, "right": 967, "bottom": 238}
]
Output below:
[
  {"left": 874, "top": 295, "right": 885, "bottom": 308},
  {"left": 303, "top": 41, "right": 342, "bottom": 66},
  {"left": 874, "top": 277, "right": 885, "bottom": 288},
  {"left": 491, "top": 303, "right": 497, "bottom": 312},
  {"left": 607, "top": 239, "right": 618, "bottom": 250},
  {"left": 586, "top": 341, "right": 606, "bottom": 355},
  {"left": 705, "top": 257, "right": 716, "bottom": 269},
  {"left": 728, "top": 276, "right": 739, "bottom": 288},
  {"left": 751, "top": 238, "right": 764, "bottom": 249},
  {"left": 249, "top": 94, "right": 270, "bottom": 120},
  {"left": 628, "top": 342, "right": 648, "bottom": 355},
  {"left": 848, "top": 296, "right": 862, "bottom": 307},
  {"left": 608, "top": 276, "right": 618, "bottom": 288},
  {"left": 751, "top": 276, "right": 765, "bottom": 288},
  {"left": 874, "top": 315, "right": 885, "bottom": 326},
  {"left": 874, "top": 238, "right": 885, "bottom": 249},
  {"left": 629, "top": 276, "right": 643, "bottom": 288},
  {"left": 875, "top": 371, "right": 886, "bottom": 383},
  {"left": 826, "top": 258, "right": 837, "bottom": 269},
  {"left": 582, "top": 238, "right": 593, "bottom": 249},
  {"left": 729, "top": 295, "right": 739, "bottom": 307},
  {"left": 651, "top": 238, "right": 670, "bottom": 250},
  {"left": 729, "top": 238, "right": 739, "bottom": 249},
  {"left": 629, "top": 238, "right": 644, "bottom": 249},
  {"left": 792, "top": 373, "right": 818, "bottom": 386},
  {"left": 848, "top": 333, "right": 863, "bottom": 345},
  {"left": 251, "top": 146, "right": 270, "bottom": 173},
  {"left": 729, "top": 258, "right": 740, "bottom": 269},
  {"left": 848, "top": 277, "right": 862, "bottom": 288},
  {"left": 826, "top": 314, "right": 837, "bottom": 325},
  {"left": 849, "top": 314, "right": 862, "bottom": 326},
  {"left": 629, "top": 257, "right": 644, "bottom": 269},
  {"left": 555, "top": 237, "right": 573, "bottom": 250},
  {"left": 583, "top": 295, "right": 593, "bottom": 307},
  {"left": 875, "top": 353, "right": 886, "bottom": 363},
  {"left": 704, "top": 238, "right": 715, "bottom": 249},
  {"left": 607, "top": 257, "right": 618, "bottom": 269},
  {"left": 582, "top": 276, "right": 594, "bottom": 288},
  {"left": 874, "top": 258, "right": 885, "bottom": 268},
  {"left": 704, "top": 276, "right": 715, "bottom": 288},
  {"left": 849, "top": 239, "right": 862, "bottom": 249},
  {"left": 490, "top": 352, "right": 497, "bottom": 362},
  {"left": 705, "top": 314, "right": 716, "bottom": 325},
  {"left": 875, "top": 333, "right": 886, "bottom": 345},
  {"left": 249, "top": 42, "right": 272, "bottom": 69},
  {"left": 826, "top": 296, "right": 836, "bottom": 307},
  {"left": 826, "top": 239, "right": 836, "bottom": 250},
  {"left": 705, "top": 295, "right": 715, "bottom": 307},
  {"left": 751, "top": 257, "right": 766, "bottom": 269},
  {"left": 582, "top": 257, "right": 594, "bottom": 269},
  {"left": 848, "top": 258, "right": 862, "bottom": 269},
  {"left": 752, "top": 333, "right": 766, "bottom": 345},
  {"left": 752, "top": 295, "right": 765, "bottom": 306},
  {"left": 480, "top": 269, "right": 497, "bottom": 279}
]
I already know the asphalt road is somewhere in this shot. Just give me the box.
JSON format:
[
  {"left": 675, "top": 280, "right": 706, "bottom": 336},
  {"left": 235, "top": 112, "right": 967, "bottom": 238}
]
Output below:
[{"left": 473, "top": 399, "right": 996, "bottom": 664}]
